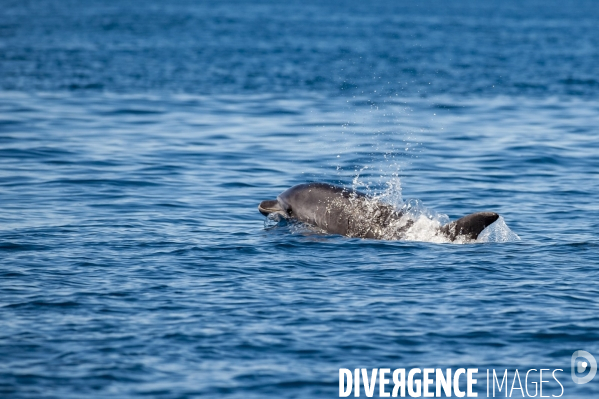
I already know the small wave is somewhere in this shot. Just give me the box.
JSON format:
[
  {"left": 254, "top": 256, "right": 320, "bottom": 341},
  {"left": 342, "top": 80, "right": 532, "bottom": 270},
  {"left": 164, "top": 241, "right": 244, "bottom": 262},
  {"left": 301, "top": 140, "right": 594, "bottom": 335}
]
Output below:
[{"left": 477, "top": 216, "right": 521, "bottom": 243}]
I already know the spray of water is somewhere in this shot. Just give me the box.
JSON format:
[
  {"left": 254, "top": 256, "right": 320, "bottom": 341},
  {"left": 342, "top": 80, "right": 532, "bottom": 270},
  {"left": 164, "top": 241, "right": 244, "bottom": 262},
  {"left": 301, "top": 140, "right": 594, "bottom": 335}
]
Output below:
[{"left": 477, "top": 216, "right": 521, "bottom": 242}]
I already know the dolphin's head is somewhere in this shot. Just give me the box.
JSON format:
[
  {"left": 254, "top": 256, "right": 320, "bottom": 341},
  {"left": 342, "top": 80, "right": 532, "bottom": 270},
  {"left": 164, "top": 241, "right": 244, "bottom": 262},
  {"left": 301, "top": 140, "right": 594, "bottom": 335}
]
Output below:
[{"left": 259, "top": 183, "right": 363, "bottom": 225}]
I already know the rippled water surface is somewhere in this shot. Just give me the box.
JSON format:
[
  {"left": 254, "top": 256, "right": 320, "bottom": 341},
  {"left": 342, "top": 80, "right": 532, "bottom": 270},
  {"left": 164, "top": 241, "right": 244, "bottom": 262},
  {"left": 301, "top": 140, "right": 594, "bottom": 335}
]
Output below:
[{"left": 1, "top": 1, "right": 599, "bottom": 398}]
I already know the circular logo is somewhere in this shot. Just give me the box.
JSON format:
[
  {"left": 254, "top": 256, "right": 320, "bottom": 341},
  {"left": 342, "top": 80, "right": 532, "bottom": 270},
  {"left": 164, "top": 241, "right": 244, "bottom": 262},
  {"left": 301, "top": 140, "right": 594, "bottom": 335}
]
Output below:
[{"left": 572, "top": 350, "right": 597, "bottom": 384}]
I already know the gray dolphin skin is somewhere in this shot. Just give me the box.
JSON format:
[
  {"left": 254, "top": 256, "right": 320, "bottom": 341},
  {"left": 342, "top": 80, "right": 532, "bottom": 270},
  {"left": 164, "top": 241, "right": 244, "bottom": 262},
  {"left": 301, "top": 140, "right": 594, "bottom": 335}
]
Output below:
[{"left": 258, "top": 183, "right": 499, "bottom": 242}]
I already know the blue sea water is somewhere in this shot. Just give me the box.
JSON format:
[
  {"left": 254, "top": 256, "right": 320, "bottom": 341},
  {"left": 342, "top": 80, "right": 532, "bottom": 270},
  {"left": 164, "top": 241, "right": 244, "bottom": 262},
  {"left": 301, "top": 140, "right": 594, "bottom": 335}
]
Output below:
[{"left": 1, "top": 0, "right": 599, "bottom": 398}]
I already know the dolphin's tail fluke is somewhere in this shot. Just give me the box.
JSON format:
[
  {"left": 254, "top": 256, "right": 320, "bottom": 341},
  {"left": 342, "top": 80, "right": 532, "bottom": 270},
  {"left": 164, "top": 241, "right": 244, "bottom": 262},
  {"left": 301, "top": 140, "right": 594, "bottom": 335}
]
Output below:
[
  {"left": 440, "top": 212, "right": 500, "bottom": 241},
  {"left": 258, "top": 199, "right": 285, "bottom": 217}
]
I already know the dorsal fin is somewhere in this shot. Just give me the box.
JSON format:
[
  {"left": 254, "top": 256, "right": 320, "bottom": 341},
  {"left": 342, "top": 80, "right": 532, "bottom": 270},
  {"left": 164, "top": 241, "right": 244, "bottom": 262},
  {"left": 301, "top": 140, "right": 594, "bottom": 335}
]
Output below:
[{"left": 440, "top": 212, "right": 499, "bottom": 241}]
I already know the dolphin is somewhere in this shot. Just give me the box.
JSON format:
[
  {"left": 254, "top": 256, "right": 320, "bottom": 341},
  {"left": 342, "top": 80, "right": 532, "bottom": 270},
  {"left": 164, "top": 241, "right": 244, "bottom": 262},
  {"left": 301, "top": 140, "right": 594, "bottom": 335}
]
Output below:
[{"left": 258, "top": 183, "right": 499, "bottom": 242}]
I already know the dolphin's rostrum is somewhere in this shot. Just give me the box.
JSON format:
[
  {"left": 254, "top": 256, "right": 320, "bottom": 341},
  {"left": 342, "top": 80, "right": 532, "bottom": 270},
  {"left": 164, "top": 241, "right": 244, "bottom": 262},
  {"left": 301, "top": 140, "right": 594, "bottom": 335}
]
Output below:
[{"left": 259, "top": 183, "right": 499, "bottom": 242}]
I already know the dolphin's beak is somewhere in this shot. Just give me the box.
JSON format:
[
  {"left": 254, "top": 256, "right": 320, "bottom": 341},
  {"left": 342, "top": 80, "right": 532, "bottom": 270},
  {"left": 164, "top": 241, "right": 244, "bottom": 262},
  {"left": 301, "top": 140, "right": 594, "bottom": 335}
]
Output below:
[{"left": 258, "top": 199, "right": 285, "bottom": 217}]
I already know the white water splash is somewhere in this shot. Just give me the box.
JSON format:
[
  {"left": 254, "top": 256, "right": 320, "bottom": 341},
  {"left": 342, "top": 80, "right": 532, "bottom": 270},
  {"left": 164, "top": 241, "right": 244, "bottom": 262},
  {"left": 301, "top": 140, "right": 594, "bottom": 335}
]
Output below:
[
  {"left": 377, "top": 176, "right": 520, "bottom": 244},
  {"left": 375, "top": 174, "right": 404, "bottom": 207},
  {"left": 400, "top": 215, "right": 449, "bottom": 243},
  {"left": 358, "top": 176, "right": 455, "bottom": 243},
  {"left": 477, "top": 216, "right": 521, "bottom": 243}
]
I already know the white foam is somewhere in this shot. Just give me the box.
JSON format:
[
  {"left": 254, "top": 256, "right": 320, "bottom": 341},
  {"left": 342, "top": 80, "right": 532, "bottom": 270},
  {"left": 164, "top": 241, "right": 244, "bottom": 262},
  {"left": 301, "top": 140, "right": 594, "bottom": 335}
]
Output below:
[
  {"left": 400, "top": 214, "right": 451, "bottom": 243},
  {"left": 476, "top": 216, "right": 521, "bottom": 243}
]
